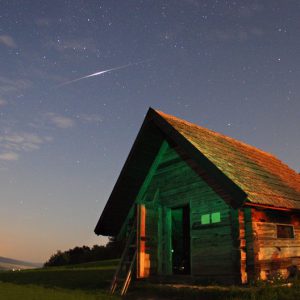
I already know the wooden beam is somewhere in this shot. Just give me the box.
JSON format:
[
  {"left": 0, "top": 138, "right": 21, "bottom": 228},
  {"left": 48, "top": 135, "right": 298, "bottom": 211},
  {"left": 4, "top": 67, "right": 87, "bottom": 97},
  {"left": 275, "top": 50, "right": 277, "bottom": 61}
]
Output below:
[
  {"left": 117, "top": 141, "right": 168, "bottom": 240},
  {"left": 135, "top": 140, "right": 168, "bottom": 203},
  {"left": 244, "top": 202, "right": 298, "bottom": 212}
]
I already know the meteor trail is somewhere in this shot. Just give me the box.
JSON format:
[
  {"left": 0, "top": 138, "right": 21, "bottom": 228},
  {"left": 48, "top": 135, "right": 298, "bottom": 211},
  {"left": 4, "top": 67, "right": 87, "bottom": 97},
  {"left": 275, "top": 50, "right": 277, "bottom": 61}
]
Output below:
[
  {"left": 55, "top": 60, "right": 149, "bottom": 88},
  {"left": 55, "top": 63, "right": 133, "bottom": 88}
]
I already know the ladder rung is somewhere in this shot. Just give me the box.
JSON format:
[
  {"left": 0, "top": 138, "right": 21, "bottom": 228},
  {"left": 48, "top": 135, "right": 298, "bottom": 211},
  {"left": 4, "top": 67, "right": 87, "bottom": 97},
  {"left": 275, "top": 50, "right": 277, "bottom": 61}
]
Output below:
[{"left": 110, "top": 216, "right": 137, "bottom": 296}]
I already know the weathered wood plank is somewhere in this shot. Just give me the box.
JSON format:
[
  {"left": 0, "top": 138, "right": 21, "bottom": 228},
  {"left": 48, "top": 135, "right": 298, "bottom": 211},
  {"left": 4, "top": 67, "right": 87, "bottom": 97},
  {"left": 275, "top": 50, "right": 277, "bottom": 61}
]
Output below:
[{"left": 139, "top": 141, "right": 236, "bottom": 283}]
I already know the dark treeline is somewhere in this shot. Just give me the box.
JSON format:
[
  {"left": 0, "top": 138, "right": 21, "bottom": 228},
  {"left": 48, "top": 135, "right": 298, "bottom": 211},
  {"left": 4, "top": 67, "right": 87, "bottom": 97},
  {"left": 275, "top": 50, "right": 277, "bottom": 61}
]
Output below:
[{"left": 44, "top": 237, "right": 124, "bottom": 267}]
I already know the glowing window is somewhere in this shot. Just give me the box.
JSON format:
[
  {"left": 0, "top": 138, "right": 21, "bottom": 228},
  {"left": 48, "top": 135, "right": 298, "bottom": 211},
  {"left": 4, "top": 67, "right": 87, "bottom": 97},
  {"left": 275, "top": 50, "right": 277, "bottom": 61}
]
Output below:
[
  {"left": 201, "top": 214, "right": 210, "bottom": 224},
  {"left": 211, "top": 212, "right": 221, "bottom": 223}
]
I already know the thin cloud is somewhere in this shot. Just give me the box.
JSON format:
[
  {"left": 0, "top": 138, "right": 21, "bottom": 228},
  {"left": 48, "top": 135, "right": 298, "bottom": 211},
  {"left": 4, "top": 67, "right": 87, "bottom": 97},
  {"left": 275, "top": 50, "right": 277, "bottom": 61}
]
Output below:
[
  {"left": 0, "top": 152, "right": 19, "bottom": 161},
  {"left": 46, "top": 38, "right": 97, "bottom": 53},
  {"left": 0, "top": 133, "right": 49, "bottom": 152},
  {"left": 0, "top": 98, "right": 8, "bottom": 107},
  {"left": 181, "top": 0, "right": 200, "bottom": 8},
  {"left": 0, "top": 132, "right": 52, "bottom": 162},
  {"left": 45, "top": 113, "right": 75, "bottom": 129},
  {"left": 35, "top": 18, "right": 51, "bottom": 27},
  {"left": 78, "top": 114, "right": 103, "bottom": 124},
  {"left": 212, "top": 27, "right": 264, "bottom": 42},
  {"left": 0, "top": 35, "right": 17, "bottom": 48},
  {"left": 0, "top": 76, "right": 31, "bottom": 94}
]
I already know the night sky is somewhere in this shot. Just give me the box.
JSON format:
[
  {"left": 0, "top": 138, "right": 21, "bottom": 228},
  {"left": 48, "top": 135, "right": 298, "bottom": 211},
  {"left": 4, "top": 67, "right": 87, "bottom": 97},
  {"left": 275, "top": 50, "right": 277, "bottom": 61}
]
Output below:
[{"left": 0, "top": 1, "right": 299, "bottom": 263}]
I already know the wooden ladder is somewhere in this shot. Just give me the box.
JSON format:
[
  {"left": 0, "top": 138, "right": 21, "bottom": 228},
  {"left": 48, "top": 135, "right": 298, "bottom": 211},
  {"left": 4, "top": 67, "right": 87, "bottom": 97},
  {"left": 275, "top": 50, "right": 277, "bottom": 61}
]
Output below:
[{"left": 110, "top": 219, "right": 137, "bottom": 296}]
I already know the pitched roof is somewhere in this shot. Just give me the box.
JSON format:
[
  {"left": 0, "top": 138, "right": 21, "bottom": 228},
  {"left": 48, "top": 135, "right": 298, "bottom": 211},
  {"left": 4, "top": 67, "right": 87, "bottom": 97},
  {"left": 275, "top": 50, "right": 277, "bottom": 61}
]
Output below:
[
  {"left": 156, "top": 110, "right": 300, "bottom": 210},
  {"left": 95, "top": 108, "right": 300, "bottom": 236}
]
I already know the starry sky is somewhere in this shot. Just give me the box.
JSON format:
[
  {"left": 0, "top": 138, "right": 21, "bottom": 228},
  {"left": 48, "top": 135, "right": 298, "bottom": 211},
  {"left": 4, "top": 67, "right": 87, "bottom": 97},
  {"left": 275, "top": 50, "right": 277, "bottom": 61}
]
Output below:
[{"left": 0, "top": 1, "right": 299, "bottom": 263}]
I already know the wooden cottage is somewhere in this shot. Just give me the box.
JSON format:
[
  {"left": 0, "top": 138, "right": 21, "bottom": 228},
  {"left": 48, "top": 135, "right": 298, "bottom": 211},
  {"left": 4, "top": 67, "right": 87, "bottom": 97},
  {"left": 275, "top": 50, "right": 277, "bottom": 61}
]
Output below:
[{"left": 95, "top": 108, "right": 300, "bottom": 287}]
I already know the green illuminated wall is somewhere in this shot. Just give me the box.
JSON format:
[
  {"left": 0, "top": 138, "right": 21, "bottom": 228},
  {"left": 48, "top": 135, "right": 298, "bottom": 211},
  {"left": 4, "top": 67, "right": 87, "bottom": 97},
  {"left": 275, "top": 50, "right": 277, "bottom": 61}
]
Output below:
[{"left": 136, "top": 141, "right": 237, "bottom": 282}]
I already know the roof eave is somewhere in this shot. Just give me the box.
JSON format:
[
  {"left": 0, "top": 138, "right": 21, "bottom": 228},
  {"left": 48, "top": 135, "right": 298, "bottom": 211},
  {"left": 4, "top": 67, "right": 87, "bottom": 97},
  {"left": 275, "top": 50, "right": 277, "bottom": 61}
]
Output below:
[
  {"left": 95, "top": 108, "right": 249, "bottom": 236},
  {"left": 94, "top": 108, "right": 165, "bottom": 236}
]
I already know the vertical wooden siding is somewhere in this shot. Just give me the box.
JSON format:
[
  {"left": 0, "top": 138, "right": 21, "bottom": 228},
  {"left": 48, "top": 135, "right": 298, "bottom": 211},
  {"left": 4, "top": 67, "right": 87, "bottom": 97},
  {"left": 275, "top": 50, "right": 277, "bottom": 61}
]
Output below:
[{"left": 139, "top": 141, "right": 242, "bottom": 283}]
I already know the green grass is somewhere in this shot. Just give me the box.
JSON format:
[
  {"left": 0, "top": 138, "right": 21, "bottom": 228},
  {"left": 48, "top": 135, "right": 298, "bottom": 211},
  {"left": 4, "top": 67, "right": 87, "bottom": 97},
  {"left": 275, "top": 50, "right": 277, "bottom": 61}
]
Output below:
[
  {"left": 0, "top": 283, "right": 116, "bottom": 300},
  {"left": 128, "top": 281, "right": 300, "bottom": 300},
  {"left": 1, "top": 259, "right": 300, "bottom": 299},
  {"left": 0, "top": 259, "right": 119, "bottom": 290},
  {"left": 0, "top": 259, "right": 120, "bottom": 299}
]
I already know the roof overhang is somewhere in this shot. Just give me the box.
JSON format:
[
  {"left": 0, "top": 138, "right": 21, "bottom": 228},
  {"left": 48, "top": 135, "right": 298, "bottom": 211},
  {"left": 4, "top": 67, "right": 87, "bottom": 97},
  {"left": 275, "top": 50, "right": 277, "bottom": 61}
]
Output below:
[{"left": 94, "top": 108, "right": 247, "bottom": 236}]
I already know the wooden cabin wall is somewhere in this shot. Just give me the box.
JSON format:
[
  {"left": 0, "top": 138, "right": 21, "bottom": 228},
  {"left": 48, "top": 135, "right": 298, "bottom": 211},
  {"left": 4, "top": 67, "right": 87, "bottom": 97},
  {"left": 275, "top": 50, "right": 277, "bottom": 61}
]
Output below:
[
  {"left": 231, "top": 208, "right": 247, "bottom": 284},
  {"left": 139, "top": 141, "right": 242, "bottom": 283},
  {"left": 246, "top": 207, "right": 300, "bottom": 281},
  {"left": 189, "top": 193, "right": 234, "bottom": 283},
  {"left": 244, "top": 207, "right": 259, "bottom": 281}
]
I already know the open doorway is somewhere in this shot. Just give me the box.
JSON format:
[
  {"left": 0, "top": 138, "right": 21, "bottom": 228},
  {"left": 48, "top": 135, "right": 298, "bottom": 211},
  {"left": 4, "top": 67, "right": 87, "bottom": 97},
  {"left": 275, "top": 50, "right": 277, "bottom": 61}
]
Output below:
[{"left": 171, "top": 206, "right": 190, "bottom": 274}]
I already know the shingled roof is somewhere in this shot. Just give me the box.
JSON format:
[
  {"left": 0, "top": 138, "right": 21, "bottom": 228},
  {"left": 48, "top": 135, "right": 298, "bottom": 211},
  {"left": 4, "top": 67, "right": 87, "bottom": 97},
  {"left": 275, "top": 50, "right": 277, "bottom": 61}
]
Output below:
[
  {"left": 157, "top": 110, "right": 300, "bottom": 210},
  {"left": 95, "top": 108, "right": 300, "bottom": 236}
]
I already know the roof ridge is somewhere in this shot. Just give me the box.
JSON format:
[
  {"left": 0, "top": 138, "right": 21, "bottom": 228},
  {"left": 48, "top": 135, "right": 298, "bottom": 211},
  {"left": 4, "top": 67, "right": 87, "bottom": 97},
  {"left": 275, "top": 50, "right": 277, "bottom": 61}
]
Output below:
[
  {"left": 156, "top": 109, "right": 300, "bottom": 181},
  {"left": 155, "top": 109, "right": 283, "bottom": 162}
]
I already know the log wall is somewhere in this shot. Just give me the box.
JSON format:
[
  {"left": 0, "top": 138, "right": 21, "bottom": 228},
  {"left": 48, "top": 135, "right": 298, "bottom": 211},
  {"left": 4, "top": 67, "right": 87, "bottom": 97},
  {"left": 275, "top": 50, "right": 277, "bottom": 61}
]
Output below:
[
  {"left": 140, "top": 141, "right": 242, "bottom": 283},
  {"left": 247, "top": 207, "right": 300, "bottom": 280},
  {"left": 133, "top": 140, "right": 300, "bottom": 284}
]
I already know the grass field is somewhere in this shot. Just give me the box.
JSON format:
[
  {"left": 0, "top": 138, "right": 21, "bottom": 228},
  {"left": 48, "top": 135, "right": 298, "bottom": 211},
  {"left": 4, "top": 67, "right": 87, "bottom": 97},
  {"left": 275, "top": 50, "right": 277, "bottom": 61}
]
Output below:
[
  {"left": 0, "top": 260, "right": 120, "bottom": 300},
  {"left": 131, "top": 281, "right": 300, "bottom": 300},
  {"left": 0, "top": 282, "right": 117, "bottom": 300},
  {"left": 1, "top": 260, "right": 300, "bottom": 299}
]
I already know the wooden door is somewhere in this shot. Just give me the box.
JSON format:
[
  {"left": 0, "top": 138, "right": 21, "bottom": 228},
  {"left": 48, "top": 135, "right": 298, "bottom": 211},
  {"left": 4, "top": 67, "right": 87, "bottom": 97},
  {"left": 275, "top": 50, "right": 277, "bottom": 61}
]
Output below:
[
  {"left": 160, "top": 207, "right": 172, "bottom": 275},
  {"left": 136, "top": 204, "right": 149, "bottom": 278},
  {"left": 136, "top": 200, "right": 161, "bottom": 278}
]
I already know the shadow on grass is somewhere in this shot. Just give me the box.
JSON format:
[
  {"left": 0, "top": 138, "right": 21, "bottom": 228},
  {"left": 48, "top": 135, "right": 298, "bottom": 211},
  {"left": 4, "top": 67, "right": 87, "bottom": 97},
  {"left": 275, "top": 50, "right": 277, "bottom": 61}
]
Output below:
[{"left": 125, "top": 281, "right": 300, "bottom": 300}]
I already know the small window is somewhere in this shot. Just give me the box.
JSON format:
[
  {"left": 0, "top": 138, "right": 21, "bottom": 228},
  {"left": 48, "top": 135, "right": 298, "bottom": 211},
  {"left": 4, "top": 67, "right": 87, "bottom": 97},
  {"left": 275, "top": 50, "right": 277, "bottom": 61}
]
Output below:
[
  {"left": 201, "top": 214, "right": 210, "bottom": 225},
  {"left": 200, "top": 212, "right": 221, "bottom": 225},
  {"left": 277, "top": 225, "right": 294, "bottom": 239},
  {"left": 211, "top": 212, "right": 221, "bottom": 223}
]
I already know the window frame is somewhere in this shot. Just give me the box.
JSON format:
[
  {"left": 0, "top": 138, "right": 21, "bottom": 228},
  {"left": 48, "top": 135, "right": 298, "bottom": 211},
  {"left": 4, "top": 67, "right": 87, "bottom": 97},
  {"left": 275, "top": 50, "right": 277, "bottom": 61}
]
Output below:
[{"left": 276, "top": 224, "right": 295, "bottom": 239}]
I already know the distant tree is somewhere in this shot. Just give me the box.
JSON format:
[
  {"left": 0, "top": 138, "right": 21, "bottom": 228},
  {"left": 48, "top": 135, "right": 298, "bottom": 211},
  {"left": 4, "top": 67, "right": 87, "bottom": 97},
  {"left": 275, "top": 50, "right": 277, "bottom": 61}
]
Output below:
[
  {"left": 44, "top": 250, "right": 70, "bottom": 267},
  {"left": 44, "top": 237, "right": 124, "bottom": 267}
]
